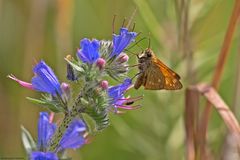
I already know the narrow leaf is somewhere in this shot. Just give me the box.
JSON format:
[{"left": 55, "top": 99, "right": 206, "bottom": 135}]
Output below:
[
  {"left": 65, "top": 57, "right": 84, "bottom": 72},
  {"left": 21, "top": 125, "right": 36, "bottom": 153},
  {"left": 26, "top": 97, "right": 64, "bottom": 113}
]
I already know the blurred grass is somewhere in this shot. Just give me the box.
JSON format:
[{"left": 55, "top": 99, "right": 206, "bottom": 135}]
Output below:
[{"left": 0, "top": 0, "right": 238, "bottom": 159}]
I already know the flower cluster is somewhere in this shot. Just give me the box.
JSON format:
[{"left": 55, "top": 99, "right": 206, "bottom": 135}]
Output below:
[
  {"left": 28, "top": 112, "right": 86, "bottom": 159},
  {"left": 9, "top": 26, "right": 141, "bottom": 159}
]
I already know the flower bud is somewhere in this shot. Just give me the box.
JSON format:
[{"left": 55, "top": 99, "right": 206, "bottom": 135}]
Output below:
[
  {"left": 100, "top": 80, "right": 108, "bottom": 90},
  {"left": 117, "top": 53, "right": 129, "bottom": 63},
  {"left": 96, "top": 58, "right": 106, "bottom": 70},
  {"left": 61, "top": 82, "right": 70, "bottom": 101}
]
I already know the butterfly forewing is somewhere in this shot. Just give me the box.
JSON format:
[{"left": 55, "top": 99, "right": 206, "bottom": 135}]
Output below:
[
  {"left": 144, "top": 65, "right": 165, "bottom": 90},
  {"left": 152, "top": 56, "right": 182, "bottom": 90}
]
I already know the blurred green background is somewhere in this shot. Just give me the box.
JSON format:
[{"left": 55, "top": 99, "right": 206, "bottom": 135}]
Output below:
[{"left": 0, "top": 0, "right": 239, "bottom": 159}]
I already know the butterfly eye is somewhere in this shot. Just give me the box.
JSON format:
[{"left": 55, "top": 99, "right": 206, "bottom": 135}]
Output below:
[{"left": 146, "top": 51, "right": 152, "bottom": 57}]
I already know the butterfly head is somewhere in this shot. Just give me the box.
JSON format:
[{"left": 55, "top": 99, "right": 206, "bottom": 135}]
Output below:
[{"left": 138, "top": 48, "right": 153, "bottom": 62}]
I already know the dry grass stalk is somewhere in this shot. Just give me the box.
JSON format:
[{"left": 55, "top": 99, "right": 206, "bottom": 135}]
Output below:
[
  {"left": 185, "top": 83, "right": 240, "bottom": 160},
  {"left": 199, "top": 0, "right": 240, "bottom": 158}
]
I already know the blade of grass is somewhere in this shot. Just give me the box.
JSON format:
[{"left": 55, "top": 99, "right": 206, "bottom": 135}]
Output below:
[
  {"left": 221, "top": 27, "right": 240, "bottom": 158},
  {"left": 185, "top": 87, "right": 200, "bottom": 160},
  {"left": 233, "top": 21, "right": 240, "bottom": 117},
  {"left": 195, "top": 83, "right": 240, "bottom": 134},
  {"left": 199, "top": 0, "right": 240, "bottom": 158},
  {"left": 187, "top": 84, "right": 240, "bottom": 159}
]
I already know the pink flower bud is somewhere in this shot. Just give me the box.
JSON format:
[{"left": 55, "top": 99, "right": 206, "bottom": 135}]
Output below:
[
  {"left": 117, "top": 53, "right": 129, "bottom": 63},
  {"left": 96, "top": 58, "right": 106, "bottom": 70},
  {"left": 61, "top": 82, "right": 70, "bottom": 92},
  {"left": 61, "top": 82, "right": 70, "bottom": 100},
  {"left": 100, "top": 80, "right": 108, "bottom": 90}
]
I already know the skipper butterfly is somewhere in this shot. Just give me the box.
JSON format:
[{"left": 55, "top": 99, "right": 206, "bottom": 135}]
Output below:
[{"left": 134, "top": 48, "right": 182, "bottom": 90}]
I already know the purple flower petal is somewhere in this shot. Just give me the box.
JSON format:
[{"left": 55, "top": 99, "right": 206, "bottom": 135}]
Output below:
[
  {"left": 32, "top": 60, "right": 61, "bottom": 96},
  {"left": 57, "top": 119, "right": 86, "bottom": 152},
  {"left": 30, "top": 151, "right": 58, "bottom": 160},
  {"left": 77, "top": 38, "right": 100, "bottom": 64},
  {"left": 108, "top": 78, "right": 132, "bottom": 106},
  {"left": 37, "top": 112, "right": 56, "bottom": 150},
  {"left": 111, "top": 28, "right": 137, "bottom": 57}
]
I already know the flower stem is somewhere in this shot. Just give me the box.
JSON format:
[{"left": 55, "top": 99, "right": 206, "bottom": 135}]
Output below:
[
  {"left": 48, "top": 94, "right": 84, "bottom": 152},
  {"left": 48, "top": 112, "right": 75, "bottom": 152}
]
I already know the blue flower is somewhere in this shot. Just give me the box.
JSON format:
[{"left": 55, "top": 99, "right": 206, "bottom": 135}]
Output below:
[
  {"left": 34, "top": 112, "right": 86, "bottom": 155},
  {"left": 77, "top": 38, "right": 100, "bottom": 64},
  {"left": 108, "top": 79, "right": 142, "bottom": 112},
  {"left": 37, "top": 112, "right": 56, "bottom": 150},
  {"left": 108, "top": 78, "right": 132, "bottom": 106},
  {"left": 57, "top": 119, "right": 86, "bottom": 152},
  {"left": 30, "top": 151, "right": 58, "bottom": 160},
  {"left": 111, "top": 28, "right": 137, "bottom": 57},
  {"left": 32, "top": 60, "right": 62, "bottom": 96}
]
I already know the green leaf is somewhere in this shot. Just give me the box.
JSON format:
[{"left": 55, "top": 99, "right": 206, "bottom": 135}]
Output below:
[
  {"left": 85, "top": 107, "right": 109, "bottom": 131},
  {"left": 26, "top": 97, "right": 65, "bottom": 113},
  {"left": 65, "top": 57, "right": 84, "bottom": 72},
  {"left": 21, "top": 125, "right": 36, "bottom": 153}
]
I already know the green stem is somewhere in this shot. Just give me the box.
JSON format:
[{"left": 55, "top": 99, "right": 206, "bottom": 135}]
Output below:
[
  {"left": 48, "top": 112, "right": 75, "bottom": 152},
  {"left": 48, "top": 94, "right": 84, "bottom": 152}
]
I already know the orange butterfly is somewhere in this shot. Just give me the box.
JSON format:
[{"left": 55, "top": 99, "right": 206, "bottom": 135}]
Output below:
[{"left": 134, "top": 48, "right": 182, "bottom": 90}]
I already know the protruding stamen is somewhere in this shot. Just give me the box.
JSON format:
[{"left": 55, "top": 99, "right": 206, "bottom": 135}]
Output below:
[
  {"left": 112, "top": 14, "right": 117, "bottom": 34},
  {"left": 131, "top": 22, "right": 136, "bottom": 32},
  {"left": 118, "top": 96, "right": 143, "bottom": 104},
  {"left": 7, "top": 74, "right": 33, "bottom": 90},
  {"left": 116, "top": 104, "right": 141, "bottom": 110},
  {"left": 49, "top": 112, "right": 55, "bottom": 123},
  {"left": 122, "top": 17, "right": 126, "bottom": 28}
]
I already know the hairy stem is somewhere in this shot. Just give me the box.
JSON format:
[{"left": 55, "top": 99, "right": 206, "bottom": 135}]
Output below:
[
  {"left": 48, "top": 94, "right": 84, "bottom": 152},
  {"left": 48, "top": 112, "right": 75, "bottom": 152}
]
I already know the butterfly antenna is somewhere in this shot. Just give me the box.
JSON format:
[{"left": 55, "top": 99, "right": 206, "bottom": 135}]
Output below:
[
  {"left": 112, "top": 14, "right": 117, "bottom": 34},
  {"left": 136, "top": 43, "right": 144, "bottom": 52},
  {"left": 127, "top": 37, "right": 147, "bottom": 50},
  {"left": 148, "top": 33, "right": 151, "bottom": 49},
  {"left": 124, "top": 49, "right": 139, "bottom": 58},
  {"left": 126, "top": 7, "right": 137, "bottom": 29}
]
